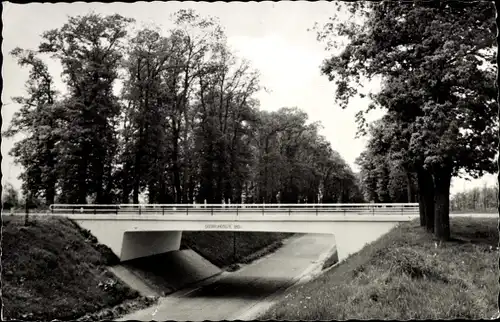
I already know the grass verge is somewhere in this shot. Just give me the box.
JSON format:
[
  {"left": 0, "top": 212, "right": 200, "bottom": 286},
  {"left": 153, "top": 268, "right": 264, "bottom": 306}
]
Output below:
[
  {"left": 260, "top": 217, "right": 499, "bottom": 320},
  {"left": 1, "top": 216, "right": 148, "bottom": 321},
  {"left": 180, "top": 231, "right": 295, "bottom": 269},
  {"left": 450, "top": 208, "right": 498, "bottom": 214}
]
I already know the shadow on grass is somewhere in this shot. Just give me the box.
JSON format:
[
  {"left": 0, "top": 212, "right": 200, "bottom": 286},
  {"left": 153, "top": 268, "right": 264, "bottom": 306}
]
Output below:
[
  {"left": 184, "top": 275, "right": 294, "bottom": 300},
  {"left": 322, "top": 250, "right": 339, "bottom": 270},
  {"left": 449, "top": 218, "right": 498, "bottom": 246}
]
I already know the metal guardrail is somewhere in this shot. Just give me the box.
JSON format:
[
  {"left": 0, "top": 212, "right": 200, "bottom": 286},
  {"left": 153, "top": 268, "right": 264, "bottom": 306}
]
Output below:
[{"left": 49, "top": 203, "right": 420, "bottom": 216}]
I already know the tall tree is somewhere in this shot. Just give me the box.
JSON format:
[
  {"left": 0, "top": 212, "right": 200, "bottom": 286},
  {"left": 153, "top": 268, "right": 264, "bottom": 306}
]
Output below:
[
  {"left": 2, "top": 183, "right": 21, "bottom": 210},
  {"left": 39, "top": 13, "right": 134, "bottom": 203},
  {"left": 6, "top": 10, "right": 364, "bottom": 209},
  {"left": 356, "top": 118, "right": 418, "bottom": 204},
  {"left": 316, "top": 0, "right": 497, "bottom": 240},
  {"left": 4, "top": 49, "right": 61, "bottom": 205}
]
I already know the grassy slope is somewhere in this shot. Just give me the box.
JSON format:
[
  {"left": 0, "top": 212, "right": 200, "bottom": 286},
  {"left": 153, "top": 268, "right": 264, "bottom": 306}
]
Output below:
[
  {"left": 450, "top": 208, "right": 498, "bottom": 214},
  {"left": 261, "top": 217, "right": 499, "bottom": 320},
  {"left": 2, "top": 215, "right": 293, "bottom": 320},
  {"left": 181, "top": 231, "right": 294, "bottom": 268},
  {"left": 2, "top": 216, "right": 146, "bottom": 321}
]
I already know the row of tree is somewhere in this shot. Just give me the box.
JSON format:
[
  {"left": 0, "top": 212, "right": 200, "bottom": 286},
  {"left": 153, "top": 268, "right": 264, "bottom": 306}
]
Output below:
[
  {"left": 5, "top": 10, "right": 363, "bottom": 207},
  {"left": 355, "top": 122, "right": 418, "bottom": 203},
  {"left": 1, "top": 183, "right": 46, "bottom": 211},
  {"left": 317, "top": 1, "right": 498, "bottom": 240},
  {"left": 450, "top": 184, "right": 498, "bottom": 211}
]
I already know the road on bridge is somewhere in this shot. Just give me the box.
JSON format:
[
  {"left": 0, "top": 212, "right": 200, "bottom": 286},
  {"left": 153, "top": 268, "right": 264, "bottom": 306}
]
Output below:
[{"left": 118, "top": 233, "right": 338, "bottom": 321}]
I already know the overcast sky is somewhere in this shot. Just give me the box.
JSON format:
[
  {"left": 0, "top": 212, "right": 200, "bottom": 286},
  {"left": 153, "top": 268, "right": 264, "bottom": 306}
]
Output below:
[{"left": 2, "top": 1, "right": 496, "bottom": 196}]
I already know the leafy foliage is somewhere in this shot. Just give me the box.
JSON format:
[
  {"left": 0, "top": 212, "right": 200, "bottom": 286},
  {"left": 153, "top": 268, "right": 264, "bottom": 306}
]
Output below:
[
  {"left": 6, "top": 10, "right": 363, "bottom": 207},
  {"left": 315, "top": 1, "right": 497, "bottom": 239},
  {"left": 2, "top": 183, "right": 21, "bottom": 210}
]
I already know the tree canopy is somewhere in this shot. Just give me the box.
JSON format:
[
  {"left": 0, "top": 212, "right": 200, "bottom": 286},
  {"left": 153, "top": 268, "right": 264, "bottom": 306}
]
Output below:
[
  {"left": 5, "top": 10, "right": 363, "bottom": 207},
  {"left": 316, "top": 0, "right": 497, "bottom": 240}
]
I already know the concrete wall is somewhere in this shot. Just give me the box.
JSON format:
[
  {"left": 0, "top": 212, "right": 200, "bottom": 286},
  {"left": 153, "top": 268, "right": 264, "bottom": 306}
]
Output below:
[
  {"left": 121, "top": 231, "right": 182, "bottom": 261},
  {"left": 75, "top": 220, "right": 182, "bottom": 260},
  {"left": 72, "top": 213, "right": 416, "bottom": 261}
]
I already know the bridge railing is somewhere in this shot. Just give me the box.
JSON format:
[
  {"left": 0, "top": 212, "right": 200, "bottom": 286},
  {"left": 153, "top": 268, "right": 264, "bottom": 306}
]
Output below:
[
  {"left": 49, "top": 203, "right": 420, "bottom": 216},
  {"left": 49, "top": 204, "right": 121, "bottom": 215}
]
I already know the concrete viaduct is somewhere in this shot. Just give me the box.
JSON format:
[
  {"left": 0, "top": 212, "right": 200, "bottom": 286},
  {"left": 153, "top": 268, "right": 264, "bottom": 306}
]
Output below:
[{"left": 49, "top": 203, "right": 420, "bottom": 262}]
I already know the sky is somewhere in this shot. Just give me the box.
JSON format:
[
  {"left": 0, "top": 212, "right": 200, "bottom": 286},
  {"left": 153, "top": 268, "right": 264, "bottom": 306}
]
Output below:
[{"left": 2, "top": 1, "right": 497, "bottom": 196}]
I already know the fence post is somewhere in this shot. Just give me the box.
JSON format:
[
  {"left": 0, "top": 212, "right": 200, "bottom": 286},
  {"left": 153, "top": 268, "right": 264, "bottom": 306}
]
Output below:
[
  {"left": 139, "top": 206, "right": 141, "bottom": 216},
  {"left": 162, "top": 207, "right": 165, "bottom": 216},
  {"left": 186, "top": 206, "right": 189, "bottom": 216}
]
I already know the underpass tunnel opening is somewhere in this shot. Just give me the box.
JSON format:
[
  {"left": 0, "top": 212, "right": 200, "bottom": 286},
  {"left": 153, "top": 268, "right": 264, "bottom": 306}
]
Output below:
[
  {"left": 120, "top": 230, "right": 183, "bottom": 261},
  {"left": 112, "top": 231, "right": 341, "bottom": 301}
]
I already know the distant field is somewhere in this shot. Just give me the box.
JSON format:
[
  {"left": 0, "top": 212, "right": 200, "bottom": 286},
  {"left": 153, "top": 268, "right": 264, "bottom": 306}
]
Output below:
[
  {"left": 260, "top": 217, "right": 499, "bottom": 320},
  {"left": 449, "top": 208, "right": 498, "bottom": 214}
]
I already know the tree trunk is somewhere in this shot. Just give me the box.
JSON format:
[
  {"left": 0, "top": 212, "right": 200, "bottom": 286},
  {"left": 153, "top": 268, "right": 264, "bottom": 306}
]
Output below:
[
  {"left": 45, "top": 139, "right": 57, "bottom": 206},
  {"left": 424, "top": 176, "right": 435, "bottom": 233},
  {"left": 122, "top": 163, "right": 131, "bottom": 203},
  {"left": 78, "top": 154, "right": 88, "bottom": 204},
  {"left": 95, "top": 167, "right": 104, "bottom": 204},
  {"left": 122, "top": 186, "right": 130, "bottom": 203},
  {"left": 406, "top": 172, "right": 415, "bottom": 203},
  {"left": 45, "top": 177, "right": 56, "bottom": 206},
  {"left": 172, "top": 127, "right": 182, "bottom": 204},
  {"left": 94, "top": 147, "right": 105, "bottom": 204},
  {"left": 416, "top": 167, "right": 435, "bottom": 232},
  {"left": 188, "top": 176, "right": 195, "bottom": 204},
  {"left": 433, "top": 169, "right": 451, "bottom": 241},
  {"left": 416, "top": 170, "right": 426, "bottom": 226},
  {"left": 133, "top": 167, "right": 140, "bottom": 204},
  {"left": 417, "top": 192, "right": 426, "bottom": 226},
  {"left": 103, "top": 159, "right": 114, "bottom": 204},
  {"left": 133, "top": 141, "right": 142, "bottom": 204},
  {"left": 148, "top": 181, "right": 156, "bottom": 204}
]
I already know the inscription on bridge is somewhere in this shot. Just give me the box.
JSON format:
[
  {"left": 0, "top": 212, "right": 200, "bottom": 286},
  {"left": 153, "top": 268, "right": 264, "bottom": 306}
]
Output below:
[{"left": 204, "top": 223, "right": 242, "bottom": 230}]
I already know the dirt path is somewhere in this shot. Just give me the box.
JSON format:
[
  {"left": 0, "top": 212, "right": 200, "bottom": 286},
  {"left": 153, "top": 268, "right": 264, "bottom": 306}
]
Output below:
[{"left": 117, "top": 233, "right": 337, "bottom": 321}]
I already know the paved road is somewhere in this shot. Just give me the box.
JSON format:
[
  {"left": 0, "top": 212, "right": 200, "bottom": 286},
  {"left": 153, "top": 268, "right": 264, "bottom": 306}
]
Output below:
[{"left": 117, "top": 234, "right": 337, "bottom": 321}]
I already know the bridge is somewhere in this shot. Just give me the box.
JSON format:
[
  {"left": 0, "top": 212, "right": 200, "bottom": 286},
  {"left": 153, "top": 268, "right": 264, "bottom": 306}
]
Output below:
[{"left": 49, "top": 203, "right": 420, "bottom": 262}]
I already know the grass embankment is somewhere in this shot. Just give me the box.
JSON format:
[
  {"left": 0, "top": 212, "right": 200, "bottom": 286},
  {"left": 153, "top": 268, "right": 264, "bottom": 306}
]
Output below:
[
  {"left": 261, "top": 217, "right": 499, "bottom": 320},
  {"left": 181, "top": 231, "right": 295, "bottom": 269},
  {"left": 450, "top": 208, "right": 498, "bottom": 214},
  {"left": 2, "top": 216, "right": 155, "bottom": 321}
]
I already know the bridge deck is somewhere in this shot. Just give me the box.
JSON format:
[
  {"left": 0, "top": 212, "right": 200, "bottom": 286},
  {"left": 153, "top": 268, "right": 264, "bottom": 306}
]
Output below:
[{"left": 48, "top": 203, "right": 420, "bottom": 216}]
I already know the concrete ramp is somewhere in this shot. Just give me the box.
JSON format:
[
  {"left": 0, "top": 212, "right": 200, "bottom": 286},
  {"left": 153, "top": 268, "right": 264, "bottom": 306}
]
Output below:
[
  {"left": 109, "top": 265, "right": 160, "bottom": 297},
  {"left": 110, "top": 249, "right": 222, "bottom": 297}
]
